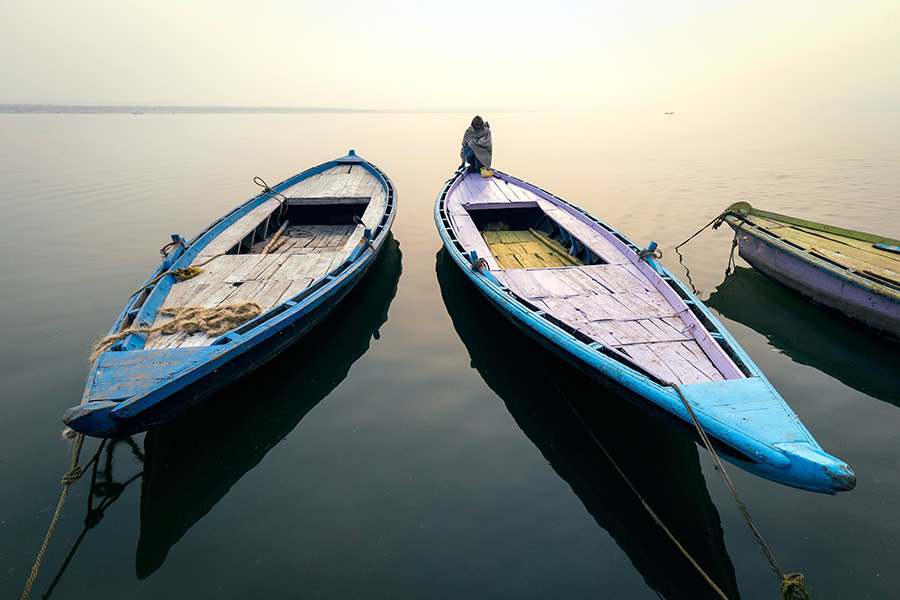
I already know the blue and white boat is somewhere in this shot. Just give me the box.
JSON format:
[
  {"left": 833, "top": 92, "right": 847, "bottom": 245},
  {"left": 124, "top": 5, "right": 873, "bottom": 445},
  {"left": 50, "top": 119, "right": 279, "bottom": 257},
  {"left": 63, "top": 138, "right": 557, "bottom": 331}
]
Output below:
[
  {"left": 64, "top": 151, "right": 396, "bottom": 438},
  {"left": 434, "top": 167, "right": 854, "bottom": 493}
]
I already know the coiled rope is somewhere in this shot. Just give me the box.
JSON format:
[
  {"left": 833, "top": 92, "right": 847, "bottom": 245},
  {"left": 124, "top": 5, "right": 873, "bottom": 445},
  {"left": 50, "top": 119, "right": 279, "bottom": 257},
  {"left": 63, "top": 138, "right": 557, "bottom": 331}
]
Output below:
[
  {"left": 638, "top": 246, "right": 663, "bottom": 260},
  {"left": 253, "top": 176, "right": 289, "bottom": 223},
  {"left": 670, "top": 383, "right": 812, "bottom": 600},
  {"left": 89, "top": 301, "right": 263, "bottom": 363}
]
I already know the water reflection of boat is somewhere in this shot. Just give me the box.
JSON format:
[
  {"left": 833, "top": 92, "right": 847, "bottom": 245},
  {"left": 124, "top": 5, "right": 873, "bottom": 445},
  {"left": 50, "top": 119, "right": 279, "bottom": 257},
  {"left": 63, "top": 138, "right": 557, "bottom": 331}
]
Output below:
[
  {"left": 135, "top": 235, "right": 402, "bottom": 579},
  {"left": 707, "top": 266, "right": 899, "bottom": 407},
  {"left": 436, "top": 249, "right": 740, "bottom": 600}
]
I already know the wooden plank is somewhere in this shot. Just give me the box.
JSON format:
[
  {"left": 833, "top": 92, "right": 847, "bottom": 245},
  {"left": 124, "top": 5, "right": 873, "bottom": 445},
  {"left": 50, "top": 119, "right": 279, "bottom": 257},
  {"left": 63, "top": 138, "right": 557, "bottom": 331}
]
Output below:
[
  {"left": 673, "top": 342, "right": 724, "bottom": 381},
  {"left": 541, "top": 296, "right": 591, "bottom": 324},
  {"left": 502, "top": 179, "right": 543, "bottom": 204},
  {"left": 572, "top": 293, "right": 640, "bottom": 321},
  {"left": 277, "top": 277, "right": 316, "bottom": 304},
  {"left": 340, "top": 166, "right": 379, "bottom": 198},
  {"left": 750, "top": 216, "right": 900, "bottom": 274},
  {"left": 578, "top": 265, "right": 648, "bottom": 294},
  {"left": 462, "top": 176, "right": 505, "bottom": 204},
  {"left": 549, "top": 267, "right": 606, "bottom": 296},
  {"left": 224, "top": 254, "right": 268, "bottom": 282},
  {"left": 197, "top": 198, "right": 281, "bottom": 257},
  {"left": 492, "top": 270, "right": 552, "bottom": 300},
  {"left": 488, "top": 178, "right": 529, "bottom": 203},
  {"left": 527, "top": 270, "right": 579, "bottom": 297},
  {"left": 607, "top": 290, "right": 678, "bottom": 319},
  {"left": 615, "top": 343, "right": 683, "bottom": 383},
  {"left": 250, "top": 280, "right": 293, "bottom": 309},
  {"left": 537, "top": 200, "right": 627, "bottom": 264}
]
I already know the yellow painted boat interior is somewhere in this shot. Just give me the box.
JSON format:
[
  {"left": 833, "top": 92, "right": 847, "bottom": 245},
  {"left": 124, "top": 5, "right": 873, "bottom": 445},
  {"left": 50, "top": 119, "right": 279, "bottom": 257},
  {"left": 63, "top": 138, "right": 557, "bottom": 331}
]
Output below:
[{"left": 482, "top": 228, "right": 583, "bottom": 270}]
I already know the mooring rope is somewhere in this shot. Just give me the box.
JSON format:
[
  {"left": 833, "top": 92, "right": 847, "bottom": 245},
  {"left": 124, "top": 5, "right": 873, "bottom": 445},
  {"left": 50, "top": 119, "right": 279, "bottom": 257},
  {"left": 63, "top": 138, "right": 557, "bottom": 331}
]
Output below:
[
  {"left": 21, "top": 432, "right": 102, "bottom": 600},
  {"left": 670, "top": 383, "right": 812, "bottom": 600},
  {"left": 542, "top": 371, "right": 731, "bottom": 599}
]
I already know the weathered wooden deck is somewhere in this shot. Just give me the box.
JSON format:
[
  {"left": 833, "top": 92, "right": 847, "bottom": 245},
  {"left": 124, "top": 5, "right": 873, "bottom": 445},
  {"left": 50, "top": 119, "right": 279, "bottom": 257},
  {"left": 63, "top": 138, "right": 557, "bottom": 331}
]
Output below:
[
  {"left": 740, "top": 213, "right": 900, "bottom": 287},
  {"left": 144, "top": 165, "right": 385, "bottom": 350},
  {"left": 446, "top": 173, "right": 731, "bottom": 385}
]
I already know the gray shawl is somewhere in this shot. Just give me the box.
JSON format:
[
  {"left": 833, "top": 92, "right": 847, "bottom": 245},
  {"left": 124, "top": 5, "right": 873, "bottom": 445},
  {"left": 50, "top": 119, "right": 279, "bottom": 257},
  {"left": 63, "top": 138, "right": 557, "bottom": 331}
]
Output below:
[{"left": 460, "top": 123, "right": 492, "bottom": 168}]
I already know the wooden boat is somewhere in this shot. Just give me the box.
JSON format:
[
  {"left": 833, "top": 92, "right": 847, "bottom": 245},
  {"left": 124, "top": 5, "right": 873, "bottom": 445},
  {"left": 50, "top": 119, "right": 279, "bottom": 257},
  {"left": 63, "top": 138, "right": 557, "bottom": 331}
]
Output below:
[
  {"left": 434, "top": 168, "right": 855, "bottom": 493},
  {"left": 718, "top": 201, "right": 900, "bottom": 338},
  {"left": 437, "top": 249, "right": 741, "bottom": 599},
  {"left": 64, "top": 150, "right": 396, "bottom": 438}
]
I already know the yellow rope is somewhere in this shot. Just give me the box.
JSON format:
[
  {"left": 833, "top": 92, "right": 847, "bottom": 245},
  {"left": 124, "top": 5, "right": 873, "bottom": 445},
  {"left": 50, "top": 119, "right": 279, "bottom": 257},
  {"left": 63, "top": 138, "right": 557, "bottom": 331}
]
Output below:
[
  {"left": 21, "top": 433, "right": 89, "bottom": 600},
  {"left": 129, "top": 253, "right": 225, "bottom": 299}
]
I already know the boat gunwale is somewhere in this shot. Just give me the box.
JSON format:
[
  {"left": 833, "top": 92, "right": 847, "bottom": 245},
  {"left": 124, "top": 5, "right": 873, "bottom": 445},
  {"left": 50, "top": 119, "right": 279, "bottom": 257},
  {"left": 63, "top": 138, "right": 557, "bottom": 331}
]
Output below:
[
  {"left": 723, "top": 212, "right": 900, "bottom": 301},
  {"left": 724, "top": 201, "right": 900, "bottom": 247}
]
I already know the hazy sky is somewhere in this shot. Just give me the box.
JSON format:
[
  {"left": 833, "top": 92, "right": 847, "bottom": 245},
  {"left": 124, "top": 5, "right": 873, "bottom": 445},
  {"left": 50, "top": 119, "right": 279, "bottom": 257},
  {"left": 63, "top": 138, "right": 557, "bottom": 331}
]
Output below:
[{"left": 1, "top": 0, "right": 898, "bottom": 111}]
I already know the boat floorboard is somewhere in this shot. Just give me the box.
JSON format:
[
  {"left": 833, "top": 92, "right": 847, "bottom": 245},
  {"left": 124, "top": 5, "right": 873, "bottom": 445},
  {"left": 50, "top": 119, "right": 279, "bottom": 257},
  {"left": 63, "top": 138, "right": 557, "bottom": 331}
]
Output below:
[
  {"left": 447, "top": 172, "right": 730, "bottom": 385},
  {"left": 493, "top": 266, "right": 725, "bottom": 385},
  {"left": 746, "top": 214, "right": 900, "bottom": 280},
  {"left": 145, "top": 225, "right": 354, "bottom": 351}
]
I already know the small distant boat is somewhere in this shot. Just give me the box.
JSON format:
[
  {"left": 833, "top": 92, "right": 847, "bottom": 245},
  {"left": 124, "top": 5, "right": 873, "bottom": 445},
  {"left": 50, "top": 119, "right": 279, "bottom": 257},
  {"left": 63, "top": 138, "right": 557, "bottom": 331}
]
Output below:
[
  {"left": 719, "top": 202, "right": 900, "bottom": 338},
  {"left": 434, "top": 168, "right": 854, "bottom": 493},
  {"left": 64, "top": 150, "right": 396, "bottom": 437}
]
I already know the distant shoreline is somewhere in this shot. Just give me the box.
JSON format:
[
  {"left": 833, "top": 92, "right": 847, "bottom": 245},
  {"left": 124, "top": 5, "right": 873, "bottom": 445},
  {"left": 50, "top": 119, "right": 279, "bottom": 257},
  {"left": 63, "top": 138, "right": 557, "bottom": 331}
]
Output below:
[
  {"left": 0, "top": 104, "right": 379, "bottom": 114},
  {"left": 0, "top": 104, "right": 503, "bottom": 115}
]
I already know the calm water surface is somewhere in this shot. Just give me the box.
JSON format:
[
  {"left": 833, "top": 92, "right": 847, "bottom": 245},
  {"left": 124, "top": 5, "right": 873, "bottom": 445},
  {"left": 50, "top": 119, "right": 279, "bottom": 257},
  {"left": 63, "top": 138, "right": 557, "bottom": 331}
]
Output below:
[{"left": 1, "top": 111, "right": 898, "bottom": 599}]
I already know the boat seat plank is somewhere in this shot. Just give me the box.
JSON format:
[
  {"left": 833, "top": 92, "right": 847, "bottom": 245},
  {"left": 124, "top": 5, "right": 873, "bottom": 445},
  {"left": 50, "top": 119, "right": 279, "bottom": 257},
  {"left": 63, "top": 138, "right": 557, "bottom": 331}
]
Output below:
[
  {"left": 449, "top": 212, "right": 498, "bottom": 269},
  {"left": 461, "top": 176, "right": 505, "bottom": 205},
  {"left": 360, "top": 189, "right": 387, "bottom": 229},
  {"left": 536, "top": 199, "right": 628, "bottom": 264},
  {"left": 341, "top": 166, "right": 381, "bottom": 198},
  {"left": 197, "top": 199, "right": 280, "bottom": 258}
]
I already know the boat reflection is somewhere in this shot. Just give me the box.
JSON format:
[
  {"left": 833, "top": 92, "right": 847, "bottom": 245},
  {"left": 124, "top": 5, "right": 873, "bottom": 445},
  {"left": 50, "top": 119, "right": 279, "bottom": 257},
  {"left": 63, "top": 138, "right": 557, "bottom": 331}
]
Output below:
[
  {"left": 707, "top": 266, "right": 899, "bottom": 407},
  {"left": 135, "top": 234, "right": 402, "bottom": 579},
  {"left": 436, "top": 249, "right": 740, "bottom": 600}
]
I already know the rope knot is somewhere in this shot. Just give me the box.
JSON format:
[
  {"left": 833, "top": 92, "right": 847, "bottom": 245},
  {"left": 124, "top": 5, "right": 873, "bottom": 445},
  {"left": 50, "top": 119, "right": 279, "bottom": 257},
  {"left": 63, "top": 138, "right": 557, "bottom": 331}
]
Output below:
[
  {"left": 781, "top": 573, "right": 811, "bottom": 600},
  {"left": 60, "top": 466, "right": 84, "bottom": 485},
  {"left": 471, "top": 257, "right": 489, "bottom": 271},
  {"left": 638, "top": 247, "right": 663, "bottom": 260}
]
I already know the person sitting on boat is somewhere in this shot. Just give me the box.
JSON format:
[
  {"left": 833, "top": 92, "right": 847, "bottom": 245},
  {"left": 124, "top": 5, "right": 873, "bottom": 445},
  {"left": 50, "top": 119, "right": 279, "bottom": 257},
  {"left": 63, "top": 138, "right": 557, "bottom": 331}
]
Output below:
[{"left": 460, "top": 116, "right": 493, "bottom": 177}]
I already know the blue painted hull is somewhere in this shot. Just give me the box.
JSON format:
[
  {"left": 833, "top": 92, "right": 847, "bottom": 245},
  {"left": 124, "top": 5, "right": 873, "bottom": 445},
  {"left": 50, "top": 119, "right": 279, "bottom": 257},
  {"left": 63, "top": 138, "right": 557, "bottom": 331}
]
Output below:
[
  {"left": 434, "top": 168, "right": 854, "bottom": 494},
  {"left": 64, "top": 152, "right": 397, "bottom": 438}
]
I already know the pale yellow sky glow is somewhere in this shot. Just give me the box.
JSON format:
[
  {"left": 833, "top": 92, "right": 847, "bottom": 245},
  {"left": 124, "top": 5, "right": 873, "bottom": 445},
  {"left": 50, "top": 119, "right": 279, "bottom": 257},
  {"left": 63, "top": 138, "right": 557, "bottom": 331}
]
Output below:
[{"left": 1, "top": 0, "right": 898, "bottom": 111}]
